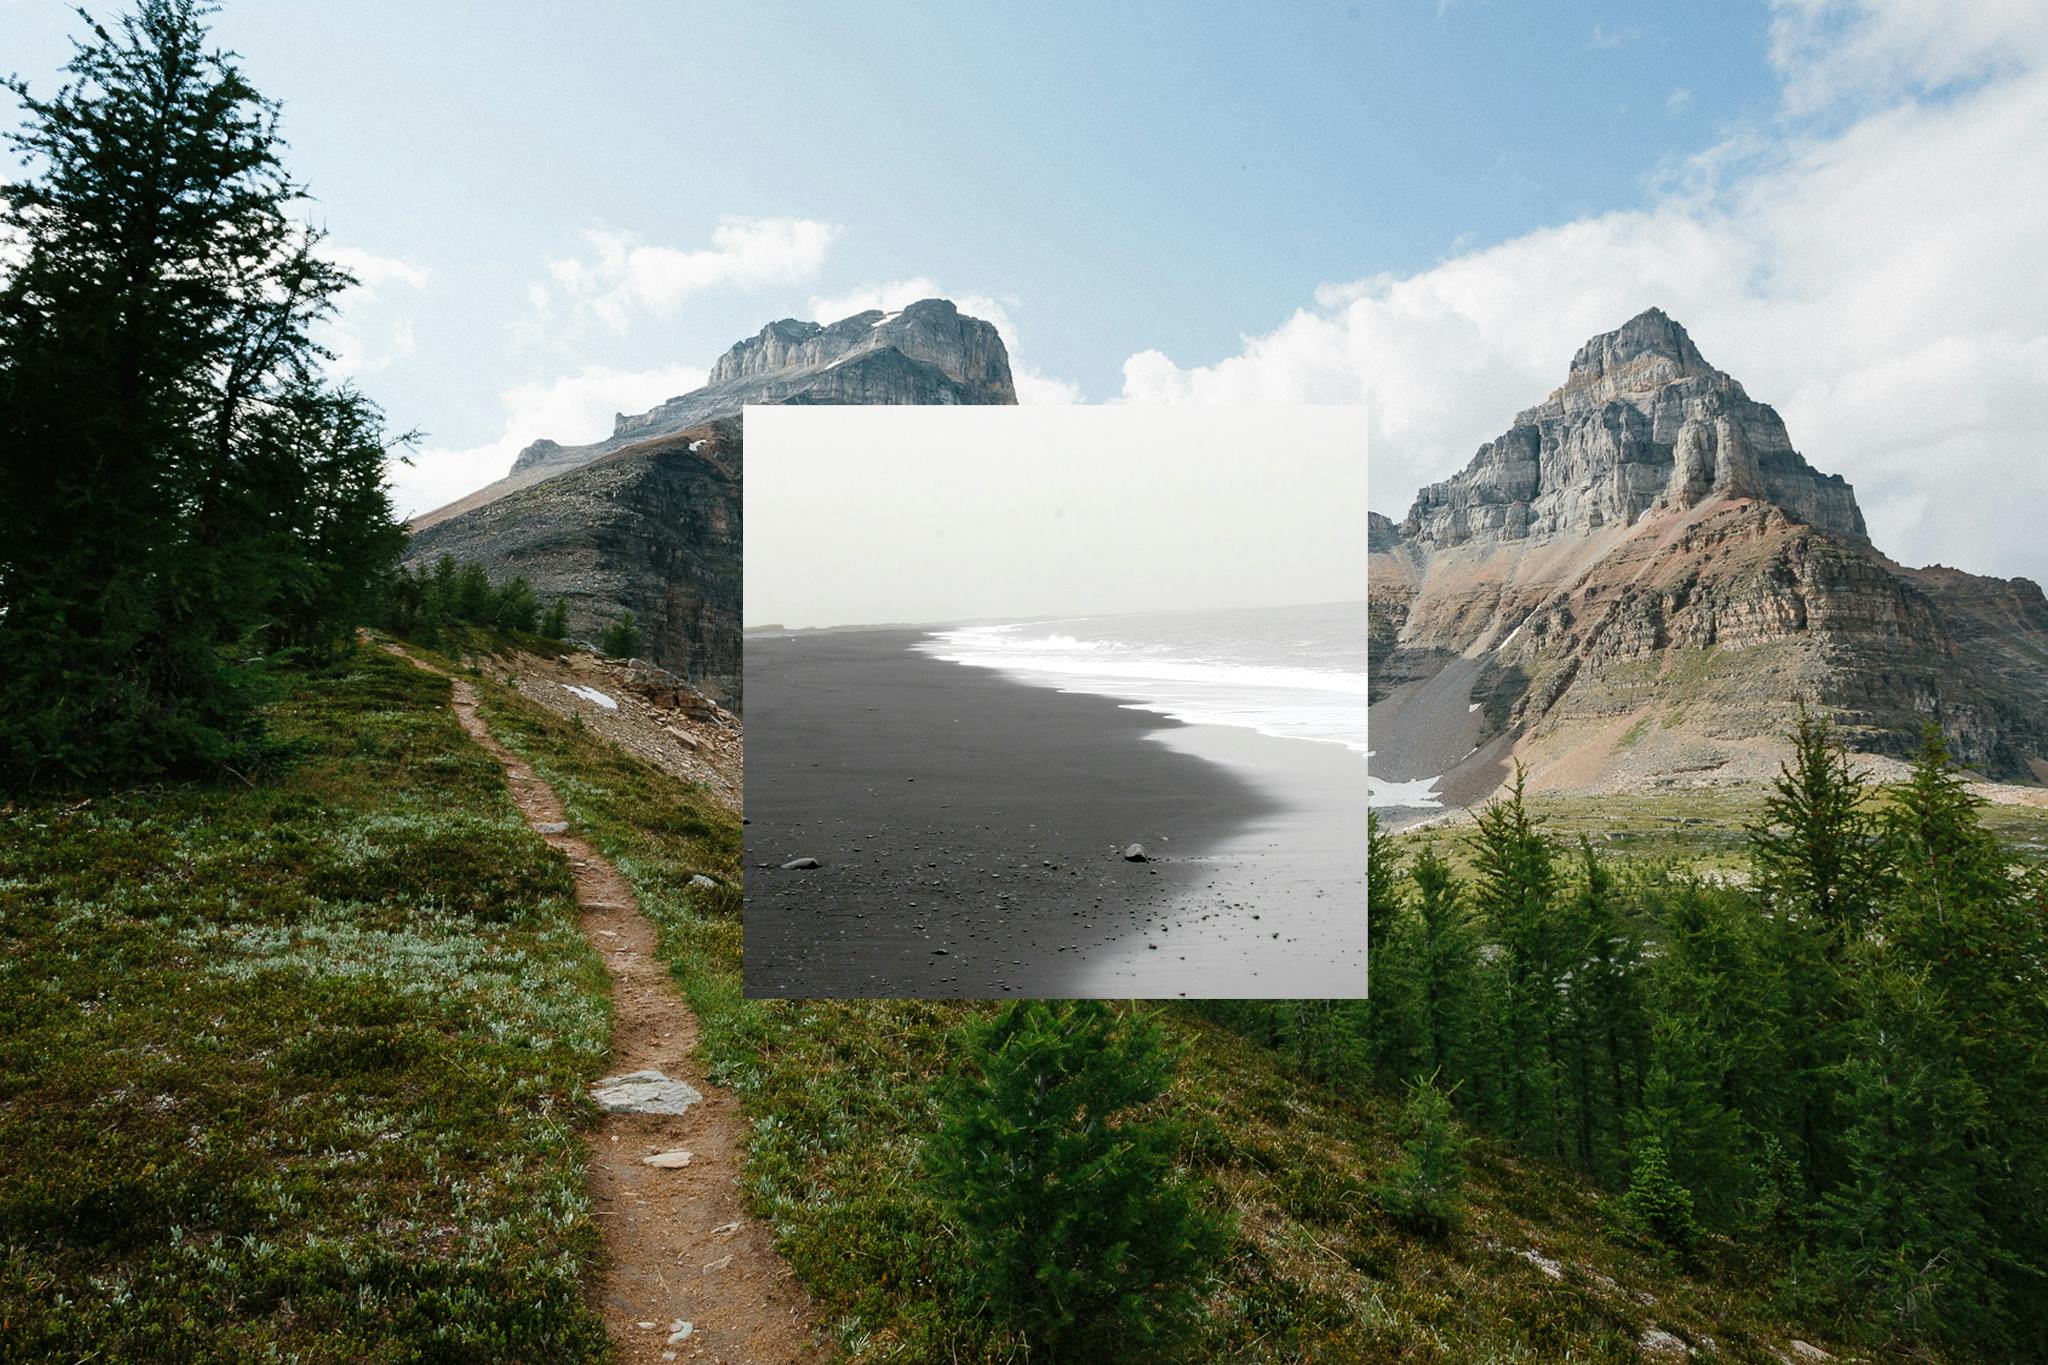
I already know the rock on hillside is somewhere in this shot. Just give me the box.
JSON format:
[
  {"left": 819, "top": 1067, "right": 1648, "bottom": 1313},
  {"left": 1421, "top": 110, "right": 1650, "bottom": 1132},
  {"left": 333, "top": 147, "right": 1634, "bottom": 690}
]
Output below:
[
  {"left": 1369, "top": 309, "right": 2048, "bottom": 805},
  {"left": 405, "top": 300, "right": 1019, "bottom": 705}
]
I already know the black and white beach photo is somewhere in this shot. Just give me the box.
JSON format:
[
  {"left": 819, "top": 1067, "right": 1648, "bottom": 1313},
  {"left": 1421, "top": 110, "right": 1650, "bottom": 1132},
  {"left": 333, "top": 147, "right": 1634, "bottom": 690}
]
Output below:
[{"left": 743, "top": 405, "right": 1369, "bottom": 997}]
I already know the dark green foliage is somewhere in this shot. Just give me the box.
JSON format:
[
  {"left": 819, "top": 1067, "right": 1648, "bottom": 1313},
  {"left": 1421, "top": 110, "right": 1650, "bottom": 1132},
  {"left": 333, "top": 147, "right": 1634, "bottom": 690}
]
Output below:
[
  {"left": 1750, "top": 706, "right": 1883, "bottom": 947},
  {"left": 0, "top": 0, "right": 406, "bottom": 783},
  {"left": 1621, "top": 1132, "right": 1699, "bottom": 1256},
  {"left": 601, "top": 611, "right": 641, "bottom": 659},
  {"left": 1467, "top": 766, "right": 1566, "bottom": 1155},
  {"left": 1374, "top": 1077, "right": 1469, "bottom": 1236},
  {"left": 922, "top": 1001, "right": 1229, "bottom": 1361},
  {"left": 494, "top": 575, "right": 539, "bottom": 634},
  {"left": 1347, "top": 712, "right": 2048, "bottom": 1357},
  {"left": 540, "top": 597, "right": 570, "bottom": 640},
  {"left": 376, "top": 554, "right": 554, "bottom": 646}
]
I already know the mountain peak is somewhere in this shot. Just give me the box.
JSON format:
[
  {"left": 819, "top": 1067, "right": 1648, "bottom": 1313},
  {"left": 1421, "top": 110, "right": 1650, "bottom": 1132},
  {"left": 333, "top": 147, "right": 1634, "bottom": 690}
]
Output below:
[
  {"left": 1567, "top": 307, "right": 1709, "bottom": 383},
  {"left": 1401, "top": 310, "right": 1865, "bottom": 551}
]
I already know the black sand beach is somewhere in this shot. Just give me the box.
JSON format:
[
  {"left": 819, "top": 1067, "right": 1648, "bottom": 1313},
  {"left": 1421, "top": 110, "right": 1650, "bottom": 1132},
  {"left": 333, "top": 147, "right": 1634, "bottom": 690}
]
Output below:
[{"left": 744, "top": 628, "right": 1367, "bottom": 998}]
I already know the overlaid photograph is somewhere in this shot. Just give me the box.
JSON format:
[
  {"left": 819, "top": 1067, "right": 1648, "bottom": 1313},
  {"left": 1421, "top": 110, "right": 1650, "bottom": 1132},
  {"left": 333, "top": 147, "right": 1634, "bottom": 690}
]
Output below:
[{"left": 742, "top": 405, "right": 1370, "bottom": 998}]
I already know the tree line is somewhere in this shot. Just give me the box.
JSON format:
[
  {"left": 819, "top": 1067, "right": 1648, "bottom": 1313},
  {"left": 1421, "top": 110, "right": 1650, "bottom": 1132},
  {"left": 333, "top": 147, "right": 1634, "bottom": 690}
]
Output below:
[
  {"left": 375, "top": 553, "right": 640, "bottom": 660},
  {"left": 1214, "top": 714, "right": 2048, "bottom": 1356},
  {"left": 0, "top": 1, "right": 406, "bottom": 782}
]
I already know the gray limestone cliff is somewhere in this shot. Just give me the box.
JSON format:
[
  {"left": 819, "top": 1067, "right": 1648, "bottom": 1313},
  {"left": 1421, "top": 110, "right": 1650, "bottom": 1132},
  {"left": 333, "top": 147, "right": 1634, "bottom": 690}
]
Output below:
[
  {"left": 1402, "top": 308, "right": 1865, "bottom": 551},
  {"left": 1370, "top": 309, "right": 2048, "bottom": 791},
  {"left": 502, "top": 299, "right": 1012, "bottom": 485}
]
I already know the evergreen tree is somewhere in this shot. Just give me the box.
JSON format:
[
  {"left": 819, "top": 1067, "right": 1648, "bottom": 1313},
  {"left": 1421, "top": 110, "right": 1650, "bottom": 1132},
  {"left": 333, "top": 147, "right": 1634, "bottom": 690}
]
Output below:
[
  {"left": 1468, "top": 766, "right": 1565, "bottom": 1156},
  {"left": 494, "top": 574, "right": 539, "bottom": 634},
  {"left": 1382, "top": 844, "right": 1481, "bottom": 1093},
  {"left": 0, "top": 0, "right": 403, "bottom": 780},
  {"left": 924, "top": 1001, "right": 1229, "bottom": 1361},
  {"left": 539, "top": 597, "right": 570, "bottom": 641},
  {"left": 1621, "top": 1129, "right": 1699, "bottom": 1258},
  {"left": 1820, "top": 954, "right": 2000, "bottom": 1343},
  {"left": 1750, "top": 705, "right": 1882, "bottom": 950},
  {"left": 601, "top": 611, "right": 640, "bottom": 659},
  {"left": 452, "top": 560, "right": 495, "bottom": 623},
  {"left": 1557, "top": 842, "right": 1647, "bottom": 1183},
  {"left": 1873, "top": 728, "right": 2048, "bottom": 1349},
  {"left": 1374, "top": 1075, "right": 1470, "bottom": 1236}
]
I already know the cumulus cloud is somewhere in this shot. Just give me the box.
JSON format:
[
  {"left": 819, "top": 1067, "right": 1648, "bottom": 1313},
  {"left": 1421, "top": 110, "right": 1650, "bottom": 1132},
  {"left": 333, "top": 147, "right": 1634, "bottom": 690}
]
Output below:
[
  {"left": 1120, "top": 0, "right": 2048, "bottom": 583},
  {"left": 808, "top": 277, "right": 1082, "bottom": 404},
  {"left": 388, "top": 361, "right": 706, "bottom": 520},
  {"left": 313, "top": 244, "right": 428, "bottom": 377},
  {"left": 1768, "top": 0, "right": 2048, "bottom": 114},
  {"left": 545, "top": 216, "right": 839, "bottom": 331}
]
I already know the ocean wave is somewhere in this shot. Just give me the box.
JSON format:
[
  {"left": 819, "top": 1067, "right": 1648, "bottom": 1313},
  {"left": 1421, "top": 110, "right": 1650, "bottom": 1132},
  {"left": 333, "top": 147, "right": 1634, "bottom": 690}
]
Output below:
[{"left": 915, "top": 619, "right": 1368, "bottom": 755}]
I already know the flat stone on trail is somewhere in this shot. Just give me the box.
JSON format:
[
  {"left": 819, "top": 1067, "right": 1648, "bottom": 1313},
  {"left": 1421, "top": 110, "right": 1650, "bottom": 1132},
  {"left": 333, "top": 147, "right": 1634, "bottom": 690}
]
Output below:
[
  {"left": 534, "top": 820, "right": 569, "bottom": 834},
  {"left": 781, "top": 857, "right": 821, "bottom": 870},
  {"left": 642, "top": 1148, "right": 694, "bottom": 1168},
  {"left": 591, "top": 1069, "right": 703, "bottom": 1115}
]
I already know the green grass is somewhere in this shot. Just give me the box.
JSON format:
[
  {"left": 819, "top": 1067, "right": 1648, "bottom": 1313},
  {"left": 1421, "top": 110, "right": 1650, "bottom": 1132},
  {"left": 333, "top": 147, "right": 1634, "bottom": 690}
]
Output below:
[
  {"left": 0, "top": 645, "right": 613, "bottom": 1361},
  {"left": 465, "top": 657, "right": 1890, "bottom": 1363},
  {"left": 1394, "top": 789, "right": 2048, "bottom": 879}
]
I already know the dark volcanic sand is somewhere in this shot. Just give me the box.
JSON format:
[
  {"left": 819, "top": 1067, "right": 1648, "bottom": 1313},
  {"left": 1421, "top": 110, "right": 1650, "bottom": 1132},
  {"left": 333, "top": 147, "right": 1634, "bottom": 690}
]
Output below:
[{"left": 743, "top": 628, "right": 1367, "bottom": 998}]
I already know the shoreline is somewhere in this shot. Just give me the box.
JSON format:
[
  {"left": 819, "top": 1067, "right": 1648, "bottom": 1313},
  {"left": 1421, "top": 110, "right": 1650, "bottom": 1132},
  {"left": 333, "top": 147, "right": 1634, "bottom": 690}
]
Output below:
[{"left": 743, "top": 628, "right": 1365, "bottom": 998}]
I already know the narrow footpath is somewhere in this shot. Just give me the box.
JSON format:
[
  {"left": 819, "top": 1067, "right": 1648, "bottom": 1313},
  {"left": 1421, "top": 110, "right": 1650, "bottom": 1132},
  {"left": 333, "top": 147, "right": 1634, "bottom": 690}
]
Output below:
[{"left": 382, "top": 641, "right": 823, "bottom": 1364}]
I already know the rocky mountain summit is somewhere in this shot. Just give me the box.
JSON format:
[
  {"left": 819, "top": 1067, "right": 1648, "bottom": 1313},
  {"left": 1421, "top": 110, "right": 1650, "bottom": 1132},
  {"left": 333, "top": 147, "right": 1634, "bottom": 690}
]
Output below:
[
  {"left": 1370, "top": 309, "right": 2048, "bottom": 805},
  {"left": 406, "top": 300, "right": 1018, "bottom": 704},
  {"left": 1402, "top": 308, "right": 1864, "bottom": 551},
  {"left": 502, "top": 299, "right": 1012, "bottom": 485}
]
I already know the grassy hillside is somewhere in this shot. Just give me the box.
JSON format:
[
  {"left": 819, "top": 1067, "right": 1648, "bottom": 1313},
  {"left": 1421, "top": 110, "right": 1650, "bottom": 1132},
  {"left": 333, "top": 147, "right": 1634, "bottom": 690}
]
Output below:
[
  {"left": 466, "top": 649, "right": 1885, "bottom": 1364},
  {"left": 0, "top": 647, "right": 613, "bottom": 1359},
  {"left": 6, "top": 638, "right": 2003, "bottom": 1360}
]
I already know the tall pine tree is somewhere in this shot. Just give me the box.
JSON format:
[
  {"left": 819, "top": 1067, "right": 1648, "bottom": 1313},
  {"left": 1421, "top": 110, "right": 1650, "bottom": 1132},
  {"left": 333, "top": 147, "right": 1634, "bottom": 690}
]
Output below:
[{"left": 0, "top": 0, "right": 404, "bottom": 781}]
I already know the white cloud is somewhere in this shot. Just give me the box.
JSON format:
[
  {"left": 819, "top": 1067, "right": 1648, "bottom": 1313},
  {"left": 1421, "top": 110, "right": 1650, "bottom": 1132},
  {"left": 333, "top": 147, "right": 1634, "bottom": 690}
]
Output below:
[
  {"left": 546, "top": 216, "right": 839, "bottom": 331},
  {"left": 1667, "top": 86, "right": 1693, "bottom": 113},
  {"left": 808, "top": 277, "right": 1083, "bottom": 403},
  {"left": 1120, "top": 0, "right": 2048, "bottom": 583},
  {"left": 1768, "top": 0, "right": 2048, "bottom": 115},
  {"left": 1589, "top": 22, "right": 1639, "bottom": 50},
  {"left": 313, "top": 244, "right": 428, "bottom": 377},
  {"left": 388, "top": 361, "right": 706, "bottom": 520},
  {"left": 319, "top": 244, "right": 430, "bottom": 292}
]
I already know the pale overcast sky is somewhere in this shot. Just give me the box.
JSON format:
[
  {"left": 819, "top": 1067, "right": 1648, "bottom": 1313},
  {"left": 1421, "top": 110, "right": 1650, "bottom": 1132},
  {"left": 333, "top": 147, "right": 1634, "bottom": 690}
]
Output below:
[
  {"left": 744, "top": 407, "right": 1367, "bottom": 628},
  {"left": 7, "top": 2, "right": 2047, "bottom": 583}
]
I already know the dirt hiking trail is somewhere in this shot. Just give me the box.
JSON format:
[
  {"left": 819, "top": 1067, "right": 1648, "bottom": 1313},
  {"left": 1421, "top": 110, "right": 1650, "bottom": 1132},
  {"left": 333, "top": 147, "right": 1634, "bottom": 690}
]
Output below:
[{"left": 381, "top": 641, "right": 823, "bottom": 1363}]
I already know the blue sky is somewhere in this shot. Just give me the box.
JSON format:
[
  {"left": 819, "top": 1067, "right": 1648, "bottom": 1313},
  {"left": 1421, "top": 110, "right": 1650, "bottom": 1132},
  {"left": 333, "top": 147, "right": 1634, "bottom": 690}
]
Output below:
[{"left": 7, "top": 1, "right": 2048, "bottom": 587}]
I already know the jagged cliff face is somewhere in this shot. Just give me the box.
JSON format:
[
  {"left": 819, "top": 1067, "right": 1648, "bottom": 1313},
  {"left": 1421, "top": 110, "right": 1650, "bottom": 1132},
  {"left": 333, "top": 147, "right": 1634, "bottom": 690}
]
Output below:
[
  {"left": 1371, "top": 309, "right": 2048, "bottom": 799},
  {"left": 410, "top": 420, "right": 745, "bottom": 691},
  {"left": 1402, "top": 308, "right": 1865, "bottom": 551},
  {"left": 406, "top": 300, "right": 1019, "bottom": 703}
]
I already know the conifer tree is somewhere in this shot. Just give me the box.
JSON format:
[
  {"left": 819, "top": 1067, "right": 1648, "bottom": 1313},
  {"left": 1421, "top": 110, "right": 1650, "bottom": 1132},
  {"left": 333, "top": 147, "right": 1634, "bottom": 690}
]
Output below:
[
  {"left": 540, "top": 597, "right": 570, "bottom": 641},
  {"left": 1821, "top": 954, "right": 1999, "bottom": 1342},
  {"left": 1751, "top": 705, "right": 1882, "bottom": 950},
  {"left": 602, "top": 611, "right": 641, "bottom": 659},
  {"left": 0, "top": 0, "right": 404, "bottom": 780},
  {"left": 924, "top": 1001, "right": 1228, "bottom": 1361},
  {"left": 1621, "top": 1129, "right": 1699, "bottom": 1258},
  {"left": 1468, "top": 766, "right": 1564, "bottom": 1156},
  {"left": 1374, "top": 1075, "right": 1469, "bottom": 1236},
  {"left": 494, "top": 575, "right": 539, "bottom": 633}
]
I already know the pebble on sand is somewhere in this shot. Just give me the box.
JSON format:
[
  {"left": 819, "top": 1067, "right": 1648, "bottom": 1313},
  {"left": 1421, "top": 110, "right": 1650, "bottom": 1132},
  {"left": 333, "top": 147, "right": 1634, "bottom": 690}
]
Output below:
[{"left": 781, "top": 857, "right": 821, "bottom": 870}]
